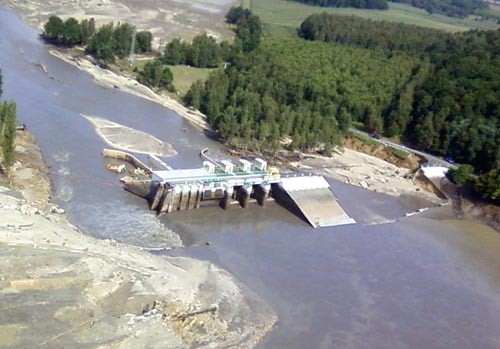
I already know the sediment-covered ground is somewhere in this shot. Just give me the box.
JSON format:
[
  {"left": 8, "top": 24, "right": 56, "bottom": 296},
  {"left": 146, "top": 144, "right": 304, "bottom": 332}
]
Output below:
[
  {"left": 0, "top": 130, "right": 276, "bottom": 347},
  {"left": 0, "top": 0, "right": 238, "bottom": 44},
  {"left": 288, "top": 147, "right": 445, "bottom": 205},
  {"left": 51, "top": 49, "right": 211, "bottom": 132},
  {"left": 82, "top": 114, "right": 177, "bottom": 157}
]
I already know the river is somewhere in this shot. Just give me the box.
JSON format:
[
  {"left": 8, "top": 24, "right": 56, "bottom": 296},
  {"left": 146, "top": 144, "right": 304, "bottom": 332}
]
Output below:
[{"left": 1, "top": 8, "right": 499, "bottom": 349}]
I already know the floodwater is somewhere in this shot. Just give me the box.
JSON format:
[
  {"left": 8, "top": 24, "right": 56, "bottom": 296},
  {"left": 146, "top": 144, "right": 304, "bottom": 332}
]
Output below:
[{"left": 1, "top": 8, "right": 500, "bottom": 349}]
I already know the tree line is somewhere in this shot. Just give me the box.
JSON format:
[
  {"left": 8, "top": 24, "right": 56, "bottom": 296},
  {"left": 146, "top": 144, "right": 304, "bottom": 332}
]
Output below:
[
  {"left": 389, "top": 0, "right": 488, "bottom": 18},
  {"left": 298, "top": 13, "right": 448, "bottom": 52},
  {"left": 163, "top": 6, "right": 262, "bottom": 69},
  {"left": 290, "top": 0, "right": 388, "bottom": 10},
  {"left": 0, "top": 70, "right": 17, "bottom": 170},
  {"left": 43, "top": 16, "right": 153, "bottom": 63},
  {"left": 42, "top": 16, "right": 171, "bottom": 91},
  {"left": 163, "top": 34, "right": 231, "bottom": 68}
]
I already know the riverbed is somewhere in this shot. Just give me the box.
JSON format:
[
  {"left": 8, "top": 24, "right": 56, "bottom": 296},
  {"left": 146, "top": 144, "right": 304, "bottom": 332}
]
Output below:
[{"left": 1, "top": 7, "right": 500, "bottom": 348}]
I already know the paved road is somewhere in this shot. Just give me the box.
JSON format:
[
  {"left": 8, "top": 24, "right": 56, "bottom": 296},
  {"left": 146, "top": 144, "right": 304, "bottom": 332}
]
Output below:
[{"left": 349, "top": 128, "right": 457, "bottom": 169}]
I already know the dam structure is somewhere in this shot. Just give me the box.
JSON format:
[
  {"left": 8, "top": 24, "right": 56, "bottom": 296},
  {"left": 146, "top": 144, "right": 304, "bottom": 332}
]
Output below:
[{"left": 114, "top": 149, "right": 355, "bottom": 228}]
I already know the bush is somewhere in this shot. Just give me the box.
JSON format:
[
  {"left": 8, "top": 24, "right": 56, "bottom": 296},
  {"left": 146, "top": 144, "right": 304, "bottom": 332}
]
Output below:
[
  {"left": 0, "top": 101, "right": 17, "bottom": 169},
  {"left": 474, "top": 169, "right": 500, "bottom": 202},
  {"left": 447, "top": 164, "right": 474, "bottom": 186},
  {"left": 390, "top": 147, "right": 409, "bottom": 160},
  {"left": 137, "top": 60, "right": 175, "bottom": 92}
]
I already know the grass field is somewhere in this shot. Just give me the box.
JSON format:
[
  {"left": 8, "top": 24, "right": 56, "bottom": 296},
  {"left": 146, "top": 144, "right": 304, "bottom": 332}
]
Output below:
[
  {"left": 242, "top": 0, "right": 499, "bottom": 35},
  {"left": 166, "top": 65, "right": 214, "bottom": 96},
  {"left": 120, "top": 58, "right": 214, "bottom": 98}
]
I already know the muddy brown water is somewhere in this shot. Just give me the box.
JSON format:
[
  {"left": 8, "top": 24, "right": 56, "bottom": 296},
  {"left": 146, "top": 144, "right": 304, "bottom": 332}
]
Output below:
[{"left": 1, "top": 8, "right": 499, "bottom": 349}]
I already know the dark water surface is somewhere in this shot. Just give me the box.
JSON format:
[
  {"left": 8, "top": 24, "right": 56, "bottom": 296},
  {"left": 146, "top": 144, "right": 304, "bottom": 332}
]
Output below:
[{"left": 1, "top": 8, "right": 499, "bottom": 349}]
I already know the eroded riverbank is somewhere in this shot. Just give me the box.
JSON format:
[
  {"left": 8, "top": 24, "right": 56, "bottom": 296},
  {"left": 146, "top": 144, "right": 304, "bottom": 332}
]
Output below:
[{"left": 0, "top": 130, "right": 276, "bottom": 348}]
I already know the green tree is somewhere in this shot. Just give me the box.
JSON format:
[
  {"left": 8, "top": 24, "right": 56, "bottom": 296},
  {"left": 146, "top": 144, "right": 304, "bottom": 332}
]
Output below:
[
  {"left": 163, "top": 38, "right": 188, "bottom": 65},
  {"left": 62, "top": 17, "right": 82, "bottom": 46},
  {"left": 43, "top": 15, "right": 65, "bottom": 44},
  {"left": 474, "top": 169, "right": 500, "bottom": 202},
  {"left": 0, "top": 101, "right": 16, "bottom": 169},
  {"left": 113, "top": 22, "right": 135, "bottom": 58},
  {"left": 184, "top": 80, "right": 205, "bottom": 110},
  {"left": 225, "top": 6, "right": 251, "bottom": 24},
  {"left": 188, "top": 34, "right": 220, "bottom": 68},
  {"left": 86, "top": 23, "right": 116, "bottom": 63},
  {"left": 80, "top": 18, "right": 96, "bottom": 45},
  {"left": 135, "top": 31, "right": 153, "bottom": 53},
  {"left": 290, "top": 0, "right": 388, "bottom": 10},
  {"left": 236, "top": 15, "right": 262, "bottom": 52},
  {"left": 138, "top": 60, "right": 174, "bottom": 91},
  {"left": 447, "top": 164, "right": 474, "bottom": 185}
]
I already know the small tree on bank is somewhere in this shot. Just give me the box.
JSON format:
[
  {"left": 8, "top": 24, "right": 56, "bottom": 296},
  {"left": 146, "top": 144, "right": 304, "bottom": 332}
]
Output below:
[
  {"left": 0, "top": 101, "right": 17, "bottom": 170},
  {"left": 475, "top": 169, "right": 500, "bottom": 203},
  {"left": 138, "top": 60, "right": 175, "bottom": 92},
  {"left": 447, "top": 164, "right": 474, "bottom": 186}
]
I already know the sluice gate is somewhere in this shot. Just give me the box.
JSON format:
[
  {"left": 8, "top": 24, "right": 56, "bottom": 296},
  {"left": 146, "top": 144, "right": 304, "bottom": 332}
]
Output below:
[
  {"left": 116, "top": 149, "right": 355, "bottom": 228},
  {"left": 147, "top": 155, "right": 279, "bottom": 213}
]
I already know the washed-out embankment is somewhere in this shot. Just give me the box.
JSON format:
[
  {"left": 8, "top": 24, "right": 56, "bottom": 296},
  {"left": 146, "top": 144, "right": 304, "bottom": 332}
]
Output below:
[{"left": 0, "top": 129, "right": 276, "bottom": 347}]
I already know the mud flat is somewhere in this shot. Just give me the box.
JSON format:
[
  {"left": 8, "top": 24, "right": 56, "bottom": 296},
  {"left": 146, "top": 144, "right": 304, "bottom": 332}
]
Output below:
[
  {"left": 0, "top": 130, "right": 276, "bottom": 347},
  {"left": 82, "top": 114, "right": 177, "bottom": 157}
]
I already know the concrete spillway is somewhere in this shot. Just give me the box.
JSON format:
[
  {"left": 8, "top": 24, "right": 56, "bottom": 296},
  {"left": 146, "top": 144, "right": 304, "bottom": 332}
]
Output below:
[
  {"left": 276, "top": 176, "right": 355, "bottom": 228},
  {"left": 110, "top": 149, "right": 354, "bottom": 228}
]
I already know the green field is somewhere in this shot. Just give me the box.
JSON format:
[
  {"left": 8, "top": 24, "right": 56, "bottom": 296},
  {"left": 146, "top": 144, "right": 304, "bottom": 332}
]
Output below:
[
  {"left": 123, "top": 59, "right": 214, "bottom": 98},
  {"left": 166, "top": 65, "right": 214, "bottom": 96},
  {"left": 242, "top": 0, "right": 499, "bottom": 34}
]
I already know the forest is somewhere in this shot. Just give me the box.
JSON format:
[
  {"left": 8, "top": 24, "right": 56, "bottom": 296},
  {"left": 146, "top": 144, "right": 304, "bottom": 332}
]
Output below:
[
  {"left": 297, "top": 13, "right": 499, "bottom": 175},
  {"left": 185, "top": 37, "right": 420, "bottom": 151},
  {"left": 185, "top": 8, "right": 499, "bottom": 201},
  {"left": 289, "top": 0, "right": 388, "bottom": 10},
  {"left": 162, "top": 10, "right": 262, "bottom": 69},
  {"left": 298, "top": 13, "right": 448, "bottom": 51},
  {"left": 389, "top": 0, "right": 488, "bottom": 18},
  {"left": 0, "top": 70, "right": 17, "bottom": 170},
  {"left": 289, "top": 0, "right": 488, "bottom": 16},
  {"left": 163, "top": 34, "right": 231, "bottom": 68}
]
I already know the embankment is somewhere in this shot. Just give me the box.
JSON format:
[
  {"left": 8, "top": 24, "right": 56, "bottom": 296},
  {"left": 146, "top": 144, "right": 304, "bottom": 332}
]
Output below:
[
  {"left": 0, "top": 131, "right": 276, "bottom": 347},
  {"left": 49, "top": 49, "right": 211, "bottom": 132}
]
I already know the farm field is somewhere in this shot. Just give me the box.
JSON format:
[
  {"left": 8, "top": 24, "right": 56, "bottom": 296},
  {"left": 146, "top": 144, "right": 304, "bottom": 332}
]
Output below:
[{"left": 242, "top": 0, "right": 499, "bottom": 35}]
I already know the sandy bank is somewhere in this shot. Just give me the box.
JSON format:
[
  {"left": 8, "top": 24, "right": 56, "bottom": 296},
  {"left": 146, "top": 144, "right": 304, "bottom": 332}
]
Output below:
[
  {"left": 0, "top": 132, "right": 276, "bottom": 347},
  {"left": 289, "top": 148, "right": 446, "bottom": 206},
  {"left": 82, "top": 114, "right": 177, "bottom": 157},
  {"left": 50, "top": 49, "right": 211, "bottom": 132}
]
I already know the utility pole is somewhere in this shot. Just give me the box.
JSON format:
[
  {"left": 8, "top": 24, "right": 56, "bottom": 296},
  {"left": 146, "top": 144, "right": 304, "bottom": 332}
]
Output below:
[{"left": 127, "top": 28, "right": 136, "bottom": 66}]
